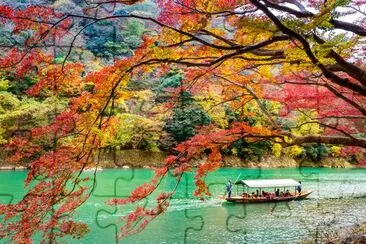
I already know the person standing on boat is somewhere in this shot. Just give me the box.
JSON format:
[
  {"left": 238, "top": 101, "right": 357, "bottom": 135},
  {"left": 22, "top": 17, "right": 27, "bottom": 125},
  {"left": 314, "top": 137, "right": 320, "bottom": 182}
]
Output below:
[
  {"left": 297, "top": 181, "right": 302, "bottom": 195},
  {"left": 226, "top": 180, "right": 233, "bottom": 198}
]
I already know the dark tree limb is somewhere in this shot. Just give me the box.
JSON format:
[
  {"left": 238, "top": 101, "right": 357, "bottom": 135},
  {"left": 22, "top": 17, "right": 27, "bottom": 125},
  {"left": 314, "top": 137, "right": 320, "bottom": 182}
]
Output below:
[
  {"left": 312, "top": 34, "right": 366, "bottom": 87},
  {"left": 250, "top": 0, "right": 366, "bottom": 96},
  {"left": 263, "top": 0, "right": 366, "bottom": 36}
]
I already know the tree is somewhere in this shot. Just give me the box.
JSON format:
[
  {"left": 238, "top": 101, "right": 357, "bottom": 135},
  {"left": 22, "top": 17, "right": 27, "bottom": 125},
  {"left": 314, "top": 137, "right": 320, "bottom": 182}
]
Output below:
[
  {"left": 0, "top": 0, "right": 365, "bottom": 241},
  {"left": 84, "top": 19, "right": 145, "bottom": 59},
  {"left": 157, "top": 71, "right": 212, "bottom": 142}
]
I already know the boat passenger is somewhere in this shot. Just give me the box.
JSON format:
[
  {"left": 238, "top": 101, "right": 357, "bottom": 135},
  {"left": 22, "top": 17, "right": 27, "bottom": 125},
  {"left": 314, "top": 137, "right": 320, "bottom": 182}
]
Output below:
[
  {"left": 251, "top": 192, "right": 255, "bottom": 198},
  {"left": 262, "top": 190, "right": 266, "bottom": 197},
  {"left": 280, "top": 191, "right": 284, "bottom": 197},
  {"left": 285, "top": 189, "right": 291, "bottom": 196},
  {"left": 256, "top": 189, "right": 259, "bottom": 197},
  {"left": 275, "top": 188, "right": 280, "bottom": 197},
  {"left": 297, "top": 181, "right": 302, "bottom": 195}
]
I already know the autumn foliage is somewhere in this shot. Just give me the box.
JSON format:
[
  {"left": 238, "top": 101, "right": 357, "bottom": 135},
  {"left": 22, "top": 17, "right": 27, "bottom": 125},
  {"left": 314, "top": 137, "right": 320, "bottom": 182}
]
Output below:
[{"left": 0, "top": 0, "right": 365, "bottom": 242}]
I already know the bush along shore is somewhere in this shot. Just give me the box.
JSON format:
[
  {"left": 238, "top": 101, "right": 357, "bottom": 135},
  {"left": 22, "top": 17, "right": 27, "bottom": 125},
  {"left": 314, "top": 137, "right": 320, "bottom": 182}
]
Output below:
[{"left": 0, "top": 149, "right": 358, "bottom": 170}]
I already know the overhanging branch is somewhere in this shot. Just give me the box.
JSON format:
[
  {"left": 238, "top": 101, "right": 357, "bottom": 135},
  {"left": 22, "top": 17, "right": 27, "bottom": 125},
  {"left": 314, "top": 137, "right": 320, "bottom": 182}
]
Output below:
[{"left": 250, "top": 0, "right": 366, "bottom": 96}]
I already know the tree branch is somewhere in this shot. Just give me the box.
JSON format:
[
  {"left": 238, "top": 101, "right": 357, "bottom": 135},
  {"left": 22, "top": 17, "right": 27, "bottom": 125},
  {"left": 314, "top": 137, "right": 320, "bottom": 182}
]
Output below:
[
  {"left": 313, "top": 34, "right": 366, "bottom": 87},
  {"left": 263, "top": 0, "right": 366, "bottom": 36},
  {"left": 250, "top": 0, "right": 366, "bottom": 96}
]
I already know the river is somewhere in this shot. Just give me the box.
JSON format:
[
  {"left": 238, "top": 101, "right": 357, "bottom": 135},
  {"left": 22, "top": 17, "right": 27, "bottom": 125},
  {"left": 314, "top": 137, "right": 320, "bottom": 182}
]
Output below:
[{"left": 1, "top": 168, "right": 366, "bottom": 243}]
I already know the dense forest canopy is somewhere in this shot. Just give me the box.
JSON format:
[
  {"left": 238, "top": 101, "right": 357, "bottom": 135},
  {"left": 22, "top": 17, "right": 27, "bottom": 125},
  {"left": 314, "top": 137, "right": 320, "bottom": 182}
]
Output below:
[{"left": 0, "top": 0, "right": 365, "bottom": 242}]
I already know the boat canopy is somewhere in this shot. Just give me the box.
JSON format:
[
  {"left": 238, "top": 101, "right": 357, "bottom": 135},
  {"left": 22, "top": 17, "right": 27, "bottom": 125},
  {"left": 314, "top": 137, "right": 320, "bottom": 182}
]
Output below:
[{"left": 235, "top": 179, "right": 300, "bottom": 188}]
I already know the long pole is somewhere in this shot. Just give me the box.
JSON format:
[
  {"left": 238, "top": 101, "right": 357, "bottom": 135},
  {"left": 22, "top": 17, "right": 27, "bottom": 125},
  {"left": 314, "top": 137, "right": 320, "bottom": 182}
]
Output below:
[
  {"left": 234, "top": 173, "right": 242, "bottom": 184},
  {"left": 233, "top": 173, "right": 241, "bottom": 197}
]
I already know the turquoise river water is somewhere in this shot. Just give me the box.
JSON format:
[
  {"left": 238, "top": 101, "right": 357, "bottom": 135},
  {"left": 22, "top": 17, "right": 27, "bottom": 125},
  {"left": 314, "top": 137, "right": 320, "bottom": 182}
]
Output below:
[{"left": 1, "top": 168, "right": 366, "bottom": 243}]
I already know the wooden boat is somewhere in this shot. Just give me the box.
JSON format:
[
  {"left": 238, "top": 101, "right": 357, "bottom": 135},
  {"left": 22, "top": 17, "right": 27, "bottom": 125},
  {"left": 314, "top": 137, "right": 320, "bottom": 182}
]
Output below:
[{"left": 226, "top": 178, "right": 312, "bottom": 203}]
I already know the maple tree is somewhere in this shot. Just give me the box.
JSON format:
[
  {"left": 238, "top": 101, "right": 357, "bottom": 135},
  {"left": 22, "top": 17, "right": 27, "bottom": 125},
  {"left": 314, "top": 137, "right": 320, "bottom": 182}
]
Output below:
[{"left": 0, "top": 0, "right": 365, "bottom": 242}]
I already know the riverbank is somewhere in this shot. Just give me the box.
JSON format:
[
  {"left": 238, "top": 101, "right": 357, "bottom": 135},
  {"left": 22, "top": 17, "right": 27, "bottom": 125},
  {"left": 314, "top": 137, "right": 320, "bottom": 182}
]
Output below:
[
  {"left": 303, "top": 221, "right": 366, "bottom": 243},
  {"left": 93, "top": 150, "right": 357, "bottom": 169},
  {"left": 0, "top": 149, "right": 357, "bottom": 170},
  {"left": 332, "top": 222, "right": 366, "bottom": 243}
]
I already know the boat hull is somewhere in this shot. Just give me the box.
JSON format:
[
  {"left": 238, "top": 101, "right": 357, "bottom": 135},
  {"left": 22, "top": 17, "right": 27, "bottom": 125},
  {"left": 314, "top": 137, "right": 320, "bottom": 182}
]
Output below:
[{"left": 226, "top": 190, "right": 312, "bottom": 203}]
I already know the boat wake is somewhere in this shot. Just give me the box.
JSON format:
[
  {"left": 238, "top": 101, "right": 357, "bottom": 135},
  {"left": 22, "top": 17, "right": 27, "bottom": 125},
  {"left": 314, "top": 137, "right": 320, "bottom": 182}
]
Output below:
[{"left": 166, "top": 198, "right": 224, "bottom": 212}]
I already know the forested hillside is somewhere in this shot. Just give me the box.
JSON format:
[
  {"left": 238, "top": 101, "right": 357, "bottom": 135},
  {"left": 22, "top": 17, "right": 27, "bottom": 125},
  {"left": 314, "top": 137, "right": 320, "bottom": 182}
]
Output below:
[{"left": 0, "top": 1, "right": 363, "bottom": 168}]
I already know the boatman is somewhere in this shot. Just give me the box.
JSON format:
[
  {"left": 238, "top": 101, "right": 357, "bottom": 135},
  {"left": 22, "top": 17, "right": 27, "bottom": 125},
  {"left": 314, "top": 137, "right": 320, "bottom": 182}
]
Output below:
[
  {"left": 297, "top": 181, "right": 302, "bottom": 195},
  {"left": 226, "top": 180, "right": 233, "bottom": 198}
]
